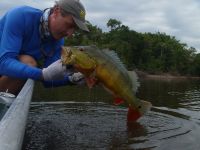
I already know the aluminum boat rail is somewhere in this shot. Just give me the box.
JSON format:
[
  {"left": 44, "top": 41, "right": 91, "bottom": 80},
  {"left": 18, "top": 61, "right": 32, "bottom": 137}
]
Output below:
[{"left": 0, "top": 79, "right": 34, "bottom": 150}]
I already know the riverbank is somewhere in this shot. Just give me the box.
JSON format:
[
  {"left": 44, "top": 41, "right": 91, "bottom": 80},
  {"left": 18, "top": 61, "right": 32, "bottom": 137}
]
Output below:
[{"left": 135, "top": 70, "right": 200, "bottom": 81}]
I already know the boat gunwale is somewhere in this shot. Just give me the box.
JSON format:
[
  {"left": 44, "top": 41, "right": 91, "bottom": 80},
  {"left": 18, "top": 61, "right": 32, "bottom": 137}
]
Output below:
[{"left": 0, "top": 79, "right": 34, "bottom": 150}]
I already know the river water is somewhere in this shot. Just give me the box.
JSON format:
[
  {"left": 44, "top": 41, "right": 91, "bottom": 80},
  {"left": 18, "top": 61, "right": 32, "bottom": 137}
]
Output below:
[{"left": 22, "top": 78, "right": 200, "bottom": 150}]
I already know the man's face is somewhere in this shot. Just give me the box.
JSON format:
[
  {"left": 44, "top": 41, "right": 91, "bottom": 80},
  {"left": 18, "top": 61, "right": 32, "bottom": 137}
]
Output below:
[{"left": 49, "top": 7, "right": 77, "bottom": 40}]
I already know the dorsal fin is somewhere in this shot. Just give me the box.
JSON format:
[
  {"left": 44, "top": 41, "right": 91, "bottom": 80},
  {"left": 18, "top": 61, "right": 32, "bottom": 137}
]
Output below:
[
  {"left": 127, "top": 71, "right": 140, "bottom": 93},
  {"left": 102, "top": 49, "right": 126, "bottom": 69},
  {"left": 102, "top": 49, "right": 140, "bottom": 92}
]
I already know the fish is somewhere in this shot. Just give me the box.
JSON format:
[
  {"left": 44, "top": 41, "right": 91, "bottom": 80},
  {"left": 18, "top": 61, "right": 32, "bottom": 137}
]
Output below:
[{"left": 61, "top": 45, "right": 152, "bottom": 122}]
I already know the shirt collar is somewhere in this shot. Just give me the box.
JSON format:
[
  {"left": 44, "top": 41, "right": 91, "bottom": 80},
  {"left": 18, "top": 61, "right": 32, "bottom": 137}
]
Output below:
[{"left": 39, "top": 8, "right": 52, "bottom": 42}]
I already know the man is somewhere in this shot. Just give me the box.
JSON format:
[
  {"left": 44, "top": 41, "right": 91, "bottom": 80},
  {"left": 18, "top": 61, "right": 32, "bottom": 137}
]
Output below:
[{"left": 0, "top": 0, "right": 89, "bottom": 95}]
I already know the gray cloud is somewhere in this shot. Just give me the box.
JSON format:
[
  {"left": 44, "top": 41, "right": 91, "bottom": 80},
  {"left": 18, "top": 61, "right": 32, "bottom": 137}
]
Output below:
[
  {"left": 0, "top": 0, "right": 200, "bottom": 51},
  {"left": 0, "top": 0, "right": 54, "bottom": 15},
  {"left": 84, "top": 0, "right": 200, "bottom": 51}
]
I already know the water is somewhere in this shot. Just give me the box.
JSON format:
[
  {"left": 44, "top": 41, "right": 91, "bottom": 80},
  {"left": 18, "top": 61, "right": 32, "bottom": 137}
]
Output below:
[{"left": 22, "top": 79, "right": 200, "bottom": 150}]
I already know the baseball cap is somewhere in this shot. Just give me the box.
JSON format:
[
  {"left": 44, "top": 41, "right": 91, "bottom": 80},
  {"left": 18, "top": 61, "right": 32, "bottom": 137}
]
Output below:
[{"left": 56, "top": 0, "right": 89, "bottom": 32}]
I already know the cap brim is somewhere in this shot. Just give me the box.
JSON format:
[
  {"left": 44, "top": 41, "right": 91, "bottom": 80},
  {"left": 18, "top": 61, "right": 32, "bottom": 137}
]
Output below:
[{"left": 73, "top": 17, "right": 90, "bottom": 32}]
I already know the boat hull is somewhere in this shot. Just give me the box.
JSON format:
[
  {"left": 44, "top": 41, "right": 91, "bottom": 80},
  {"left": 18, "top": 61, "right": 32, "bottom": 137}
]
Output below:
[{"left": 0, "top": 79, "right": 34, "bottom": 150}]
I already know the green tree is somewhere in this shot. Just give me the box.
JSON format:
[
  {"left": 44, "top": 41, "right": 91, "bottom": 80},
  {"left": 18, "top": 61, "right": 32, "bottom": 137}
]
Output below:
[
  {"left": 64, "top": 18, "right": 199, "bottom": 76},
  {"left": 107, "top": 18, "right": 122, "bottom": 31}
]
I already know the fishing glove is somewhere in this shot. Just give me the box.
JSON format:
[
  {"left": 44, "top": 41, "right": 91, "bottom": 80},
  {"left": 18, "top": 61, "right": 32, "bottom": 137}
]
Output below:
[
  {"left": 42, "top": 59, "right": 73, "bottom": 81},
  {"left": 68, "top": 72, "right": 85, "bottom": 85}
]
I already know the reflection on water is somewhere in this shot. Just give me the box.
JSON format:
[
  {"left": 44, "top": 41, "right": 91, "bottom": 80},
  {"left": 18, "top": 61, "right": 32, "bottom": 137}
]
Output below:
[{"left": 22, "top": 79, "right": 200, "bottom": 150}]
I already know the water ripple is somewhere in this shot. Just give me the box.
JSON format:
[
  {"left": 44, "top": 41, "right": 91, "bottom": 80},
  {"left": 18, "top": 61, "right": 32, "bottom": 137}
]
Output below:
[{"left": 22, "top": 102, "right": 200, "bottom": 150}]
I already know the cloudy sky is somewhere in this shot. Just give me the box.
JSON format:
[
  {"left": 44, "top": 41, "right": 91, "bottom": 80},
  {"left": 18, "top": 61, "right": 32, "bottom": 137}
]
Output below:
[{"left": 1, "top": 0, "right": 200, "bottom": 52}]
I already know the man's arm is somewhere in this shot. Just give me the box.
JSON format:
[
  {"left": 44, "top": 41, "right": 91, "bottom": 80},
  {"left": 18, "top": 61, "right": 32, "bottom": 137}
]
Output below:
[
  {"left": 0, "top": 7, "right": 43, "bottom": 80},
  {"left": 0, "top": 53, "right": 42, "bottom": 80}
]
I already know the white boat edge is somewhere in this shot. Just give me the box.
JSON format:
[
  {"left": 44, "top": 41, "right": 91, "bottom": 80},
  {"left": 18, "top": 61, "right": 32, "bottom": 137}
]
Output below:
[{"left": 0, "top": 79, "right": 34, "bottom": 150}]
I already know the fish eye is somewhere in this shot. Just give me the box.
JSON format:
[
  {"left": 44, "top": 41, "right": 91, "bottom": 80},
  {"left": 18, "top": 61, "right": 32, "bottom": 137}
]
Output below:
[{"left": 66, "top": 65, "right": 73, "bottom": 69}]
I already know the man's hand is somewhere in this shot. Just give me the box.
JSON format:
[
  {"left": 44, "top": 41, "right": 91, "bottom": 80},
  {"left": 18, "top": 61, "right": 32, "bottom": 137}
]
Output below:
[
  {"left": 68, "top": 72, "right": 85, "bottom": 85},
  {"left": 42, "top": 59, "right": 73, "bottom": 81}
]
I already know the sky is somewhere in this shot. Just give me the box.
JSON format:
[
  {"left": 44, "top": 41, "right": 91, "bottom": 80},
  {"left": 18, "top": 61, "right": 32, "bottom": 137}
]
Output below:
[{"left": 1, "top": 0, "right": 200, "bottom": 52}]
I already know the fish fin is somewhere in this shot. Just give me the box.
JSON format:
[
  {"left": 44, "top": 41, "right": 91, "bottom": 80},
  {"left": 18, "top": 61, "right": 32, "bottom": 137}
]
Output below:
[
  {"left": 127, "top": 106, "right": 142, "bottom": 122},
  {"left": 139, "top": 100, "right": 152, "bottom": 115},
  {"left": 114, "top": 98, "right": 124, "bottom": 105},
  {"left": 102, "top": 49, "right": 126, "bottom": 69},
  {"left": 127, "top": 71, "right": 140, "bottom": 93},
  {"left": 86, "top": 78, "right": 98, "bottom": 88}
]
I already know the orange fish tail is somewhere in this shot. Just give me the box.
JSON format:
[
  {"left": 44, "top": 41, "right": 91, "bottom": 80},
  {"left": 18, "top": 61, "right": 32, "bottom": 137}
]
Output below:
[{"left": 127, "top": 106, "right": 142, "bottom": 122}]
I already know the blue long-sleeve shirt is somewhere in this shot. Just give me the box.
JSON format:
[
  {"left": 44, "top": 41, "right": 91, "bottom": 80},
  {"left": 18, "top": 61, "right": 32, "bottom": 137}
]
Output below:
[{"left": 0, "top": 6, "right": 71, "bottom": 87}]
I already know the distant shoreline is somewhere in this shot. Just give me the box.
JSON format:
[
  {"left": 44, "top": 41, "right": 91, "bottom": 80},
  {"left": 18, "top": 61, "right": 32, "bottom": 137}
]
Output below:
[{"left": 135, "top": 70, "right": 200, "bottom": 80}]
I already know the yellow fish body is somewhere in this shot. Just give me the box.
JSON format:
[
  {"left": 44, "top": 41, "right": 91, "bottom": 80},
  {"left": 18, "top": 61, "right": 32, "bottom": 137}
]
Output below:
[{"left": 61, "top": 46, "right": 151, "bottom": 122}]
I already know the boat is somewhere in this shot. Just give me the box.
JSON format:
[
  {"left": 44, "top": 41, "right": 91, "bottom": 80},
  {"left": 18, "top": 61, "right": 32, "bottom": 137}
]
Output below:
[{"left": 0, "top": 79, "right": 34, "bottom": 150}]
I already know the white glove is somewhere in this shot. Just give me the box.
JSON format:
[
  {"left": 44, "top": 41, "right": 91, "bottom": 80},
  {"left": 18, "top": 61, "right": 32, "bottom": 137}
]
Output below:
[
  {"left": 68, "top": 72, "right": 85, "bottom": 85},
  {"left": 42, "top": 59, "right": 73, "bottom": 81}
]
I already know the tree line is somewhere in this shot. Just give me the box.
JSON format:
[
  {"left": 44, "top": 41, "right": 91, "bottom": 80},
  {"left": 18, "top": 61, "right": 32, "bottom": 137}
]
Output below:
[{"left": 65, "top": 18, "right": 200, "bottom": 76}]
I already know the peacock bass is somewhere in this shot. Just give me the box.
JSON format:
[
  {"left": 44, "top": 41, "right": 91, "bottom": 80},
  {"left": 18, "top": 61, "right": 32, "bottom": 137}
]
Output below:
[{"left": 61, "top": 46, "right": 152, "bottom": 122}]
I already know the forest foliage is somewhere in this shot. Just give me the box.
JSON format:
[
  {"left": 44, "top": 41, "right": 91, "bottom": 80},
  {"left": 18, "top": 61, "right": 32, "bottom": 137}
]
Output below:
[{"left": 65, "top": 19, "right": 200, "bottom": 76}]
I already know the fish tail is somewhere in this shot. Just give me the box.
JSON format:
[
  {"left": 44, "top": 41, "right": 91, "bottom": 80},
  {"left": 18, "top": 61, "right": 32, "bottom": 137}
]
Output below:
[
  {"left": 139, "top": 100, "right": 152, "bottom": 115},
  {"left": 127, "top": 106, "right": 141, "bottom": 122},
  {"left": 127, "top": 100, "right": 152, "bottom": 123}
]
